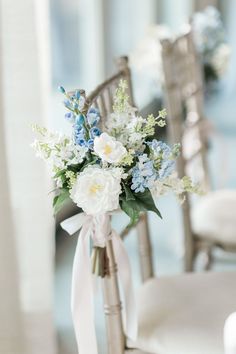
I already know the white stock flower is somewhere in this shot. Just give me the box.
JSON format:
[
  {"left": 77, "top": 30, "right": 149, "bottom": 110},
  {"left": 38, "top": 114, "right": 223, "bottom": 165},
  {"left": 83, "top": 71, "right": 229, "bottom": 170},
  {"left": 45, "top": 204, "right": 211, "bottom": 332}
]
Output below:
[
  {"left": 70, "top": 166, "right": 122, "bottom": 215},
  {"left": 31, "top": 129, "right": 87, "bottom": 170},
  {"left": 94, "top": 132, "right": 127, "bottom": 164}
]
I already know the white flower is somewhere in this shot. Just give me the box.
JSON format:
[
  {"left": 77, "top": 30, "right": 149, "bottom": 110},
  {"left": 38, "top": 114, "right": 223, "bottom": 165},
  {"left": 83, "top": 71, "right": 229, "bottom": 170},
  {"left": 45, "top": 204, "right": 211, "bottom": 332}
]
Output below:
[
  {"left": 211, "top": 43, "right": 231, "bottom": 77},
  {"left": 78, "top": 95, "right": 85, "bottom": 110},
  {"left": 70, "top": 166, "right": 122, "bottom": 215},
  {"left": 129, "top": 132, "right": 143, "bottom": 144},
  {"left": 31, "top": 129, "right": 87, "bottom": 170},
  {"left": 94, "top": 132, "right": 127, "bottom": 164},
  {"left": 151, "top": 172, "right": 185, "bottom": 199}
]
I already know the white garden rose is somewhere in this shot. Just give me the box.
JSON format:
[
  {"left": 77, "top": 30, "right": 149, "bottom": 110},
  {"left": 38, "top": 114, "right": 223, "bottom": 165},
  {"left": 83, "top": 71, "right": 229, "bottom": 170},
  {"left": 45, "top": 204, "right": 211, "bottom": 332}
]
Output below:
[
  {"left": 70, "top": 166, "right": 122, "bottom": 215},
  {"left": 94, "top": 132, "right": 127, "bottom": 163}
]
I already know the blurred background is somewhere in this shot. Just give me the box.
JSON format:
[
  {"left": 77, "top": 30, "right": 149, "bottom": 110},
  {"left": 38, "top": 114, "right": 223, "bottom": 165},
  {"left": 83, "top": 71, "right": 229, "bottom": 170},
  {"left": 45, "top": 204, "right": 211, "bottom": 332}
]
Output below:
[{"left": 1, "top": 0, "right": 236, "bottom": 353}]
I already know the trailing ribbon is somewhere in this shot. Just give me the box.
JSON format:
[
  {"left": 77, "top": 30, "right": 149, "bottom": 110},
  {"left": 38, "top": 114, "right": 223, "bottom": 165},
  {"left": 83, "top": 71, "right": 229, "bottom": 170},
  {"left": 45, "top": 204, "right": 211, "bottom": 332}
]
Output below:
[{"left": 61, "top": 212, "right": 137, "bottom": 354}]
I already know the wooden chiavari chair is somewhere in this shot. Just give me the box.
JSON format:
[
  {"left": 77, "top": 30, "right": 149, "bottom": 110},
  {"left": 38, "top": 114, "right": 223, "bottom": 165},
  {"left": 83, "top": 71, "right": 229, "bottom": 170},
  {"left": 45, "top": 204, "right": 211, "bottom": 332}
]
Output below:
[
  {"left": 75, "top": 56, "right": 236, "bottom": 354},
  {"left": 161, "top": 27, "right": 236, "bottom": 271}
]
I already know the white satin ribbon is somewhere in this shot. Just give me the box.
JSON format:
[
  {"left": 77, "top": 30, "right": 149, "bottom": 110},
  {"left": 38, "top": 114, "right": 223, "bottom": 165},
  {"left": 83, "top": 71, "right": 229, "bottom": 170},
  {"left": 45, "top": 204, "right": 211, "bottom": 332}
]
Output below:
[{"left": 61, "top": 212, "right": 137, "bottom": 354}]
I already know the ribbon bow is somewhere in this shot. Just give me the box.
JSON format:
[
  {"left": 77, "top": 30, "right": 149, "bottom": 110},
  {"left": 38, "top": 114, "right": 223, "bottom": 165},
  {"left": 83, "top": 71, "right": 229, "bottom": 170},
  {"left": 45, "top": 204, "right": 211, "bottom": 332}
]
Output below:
[{"left": 61, "top": 212, "right": 137, "bottom": 354}]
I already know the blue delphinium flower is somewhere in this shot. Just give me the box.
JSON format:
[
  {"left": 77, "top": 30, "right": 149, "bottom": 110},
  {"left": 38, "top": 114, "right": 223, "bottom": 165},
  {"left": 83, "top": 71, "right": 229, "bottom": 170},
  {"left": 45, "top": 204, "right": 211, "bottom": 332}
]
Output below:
[
  {"left": 131, "top": 169, "right": 146, "bottom": 193},
  {"left": 87, "top": 139, "right": 94, "bottom": 149},
  {"left": 64, "top": 99, "right": 72, "bottom": 109},
  {"left": 159, "top": 159, "right": 175, "bottom": 179},
  {"left": 74, "top": 122, "right": 86, "bottom": 145},
  {"left": 58, "top": 85, "right": 66, "bottom": 94},
  {"left": 74, "top": 128, "right": 86, "bottom": 146},
  {"left": 73, "top": 102, "right": 79, "bottom": 110},
  {"left": 78, "top": 96, "right": 85, "bottom": 111},
  {"left": 75, "top": 114, "right": 85, "bottom": 125},
  {"left": 131, "top": 154, "right": 157, "bottom": 193},
  {"left": 75, "top": 90, "right": 80, "bottom": 99},
  {"left": 65, "top": 112, "right": 75, "bottom": 123},
  {"left": 132, "top": 141, "right": 176, "bottom": 193},
  {"left": 75, "top": 136, "right": 87, "bottom": 146},
  {"left": 148, "top": 139, "right": 175, "bottom": 179},
  {"left": 148, "top": 140, "right": 172, "bottom": 158},
  {"left": 87, "top": 107, "right": 100, "bottom": 126},
  {"left": 89, "top": 127, "right": 101, "bottom": 139}
]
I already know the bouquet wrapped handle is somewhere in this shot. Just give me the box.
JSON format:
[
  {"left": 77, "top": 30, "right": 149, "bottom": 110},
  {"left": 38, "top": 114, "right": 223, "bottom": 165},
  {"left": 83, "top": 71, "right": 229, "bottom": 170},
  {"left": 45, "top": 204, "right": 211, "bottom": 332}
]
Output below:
[{"left": 61, "top": 212, "right": 137, "bottom": 354}]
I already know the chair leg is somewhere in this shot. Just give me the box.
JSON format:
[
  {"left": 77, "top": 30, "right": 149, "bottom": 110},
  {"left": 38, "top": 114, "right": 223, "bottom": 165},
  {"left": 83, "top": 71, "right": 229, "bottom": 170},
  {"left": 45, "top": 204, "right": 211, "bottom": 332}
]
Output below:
[
  {"left": 203, "top": 246, "right": 213, "bottom": 271},
  {"left": 102, "top": 240, "right": 125, "bottom": 354},
  {"left": 184, "top": 250, "right": 194, "bottom": 272},
  {"left": 136, "top": 213, "right": 154, "bottom": 282}
]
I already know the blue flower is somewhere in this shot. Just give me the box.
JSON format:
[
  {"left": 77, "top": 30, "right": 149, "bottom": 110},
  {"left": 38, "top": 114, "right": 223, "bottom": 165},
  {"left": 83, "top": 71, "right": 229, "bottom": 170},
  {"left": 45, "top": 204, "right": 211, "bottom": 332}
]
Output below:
[
  {"left": 75, "top": 114, "right": 85, "bottom": 126},
  {"left": 87, "top": 139, "right": 94, "bottom": 149},
  {"left": 74, "top": 124, "right": 84, "bottom": 135},
  {"left": 131, "top": 154, "right": 157, "bottom": 193},
  {"left": 89, "top": 127, "right": 101, "bottom": 138},
  {"left": 75, "top": 134, "right": 87, "bottom": 146},
  {"left": 87, "top": 107, "right": 100, "bottom": 126},
  {"left": 58, "top": 86, "right": 65, "bottom": 94},
  {"left": 148, "top": 140, "right": 172, "bottom": 158},
  {"left": 159, "top": 159, "right": 175, "bottom": 179},
  {"left": 75, "top": 90, "right": 80, "bottom": 99},
  {"left": 148, "top": 139, "right": 175, "bottom": 179},
  {"left": 64, "top": 99, "right": 71, "bottom": 109},
  {"left": 74, "top": 125, "right": 85, "bottom": 146},
  {"left": 65, "top": 112, "right": 75, "bottom": 123}
]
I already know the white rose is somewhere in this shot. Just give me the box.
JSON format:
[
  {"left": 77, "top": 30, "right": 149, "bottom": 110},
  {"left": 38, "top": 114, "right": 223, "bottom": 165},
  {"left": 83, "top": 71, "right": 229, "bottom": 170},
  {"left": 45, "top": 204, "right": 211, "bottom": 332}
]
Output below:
[
  {"left": 70, "top": 166, "right": 122, "bottom": 215},
  {"left": 94, "top": 132, "right": 127, "bottom": 163}
]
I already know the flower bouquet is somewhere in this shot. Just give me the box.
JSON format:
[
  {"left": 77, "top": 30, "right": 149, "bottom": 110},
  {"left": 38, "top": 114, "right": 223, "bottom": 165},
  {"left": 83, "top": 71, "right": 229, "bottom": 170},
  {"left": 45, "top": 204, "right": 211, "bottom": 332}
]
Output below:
[
  {"left": 192, "top": 6, "right": 231, "bottom": 85},
  {"left": 32, "top": 80, "right": 200, "bottom": 354},
  {"left": 130, "top": 7, "right": 230, "bottom": 97},
  {"left": 32, "top": 80, "right": 197, "bottom": 226}
]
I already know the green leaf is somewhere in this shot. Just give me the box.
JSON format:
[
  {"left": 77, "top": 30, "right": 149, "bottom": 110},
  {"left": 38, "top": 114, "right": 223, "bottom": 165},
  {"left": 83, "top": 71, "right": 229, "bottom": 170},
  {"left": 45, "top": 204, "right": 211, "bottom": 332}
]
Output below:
[
  {"left": 119, "top": 188, "right": 162, "bottom": 226},
  {"left": 120, "top": 197, "right": 140, "bottom": 227},
  {"left": 53, "top": 195, "right": 59, "bottom": 207},
  {"left": 122, "top": 183, "right": 135, "bottom": 201},
  {"left": 135, "top": 190, "right": 162, "bottom": 219},
  {"left": 54, "top": 169, "right": 66, "bottom": 178},
  {"left": 53, "top": 189, "right": 70, "bottom": 214},
  {"left": 80, "top": 158, "right": 98, "bottom": 172}
]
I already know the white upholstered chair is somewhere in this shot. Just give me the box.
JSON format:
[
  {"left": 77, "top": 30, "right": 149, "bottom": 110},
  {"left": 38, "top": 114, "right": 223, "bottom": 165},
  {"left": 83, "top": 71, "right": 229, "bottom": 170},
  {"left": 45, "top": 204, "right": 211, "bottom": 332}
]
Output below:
[
  {"left": 161, "top": 28, "right": 236, "bottom": 271},
  {"left": 79, "top": 56, "right": 236, "bottom": 354},
  {"left": 224, "top": 313, "right": 236, "bottom": 354}
]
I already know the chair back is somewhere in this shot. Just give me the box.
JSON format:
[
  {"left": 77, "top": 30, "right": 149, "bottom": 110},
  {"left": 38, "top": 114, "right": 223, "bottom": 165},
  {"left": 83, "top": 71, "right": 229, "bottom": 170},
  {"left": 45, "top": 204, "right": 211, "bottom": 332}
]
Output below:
[
  {"left": 86, "top": 56, "right": 135, "bottom": 129},
  {"left": 161, "top": 28, "right": 211, "bottom": 271},
  {"left": 161, "top": 27, "right": 210, "bottom": 191}
]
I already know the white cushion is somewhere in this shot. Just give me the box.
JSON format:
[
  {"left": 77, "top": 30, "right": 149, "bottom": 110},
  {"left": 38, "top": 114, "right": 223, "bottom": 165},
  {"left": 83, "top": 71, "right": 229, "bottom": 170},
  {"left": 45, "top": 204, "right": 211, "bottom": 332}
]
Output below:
[
  {"left": 127, "top": 272, "right": 236, "bottom": 354},
  {"left": 192, "top": 189, "right": 236, "bottom": 245}
]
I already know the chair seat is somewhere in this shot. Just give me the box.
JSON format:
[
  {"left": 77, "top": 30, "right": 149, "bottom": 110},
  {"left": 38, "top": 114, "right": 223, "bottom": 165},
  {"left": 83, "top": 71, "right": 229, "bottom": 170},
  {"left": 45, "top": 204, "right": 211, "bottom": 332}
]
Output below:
[
  {"left": 192, "top": 189, "right": 236, "bottom": 245},
  {"left": 127, "top": 271, "right": 236, "bottom": 354}
]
